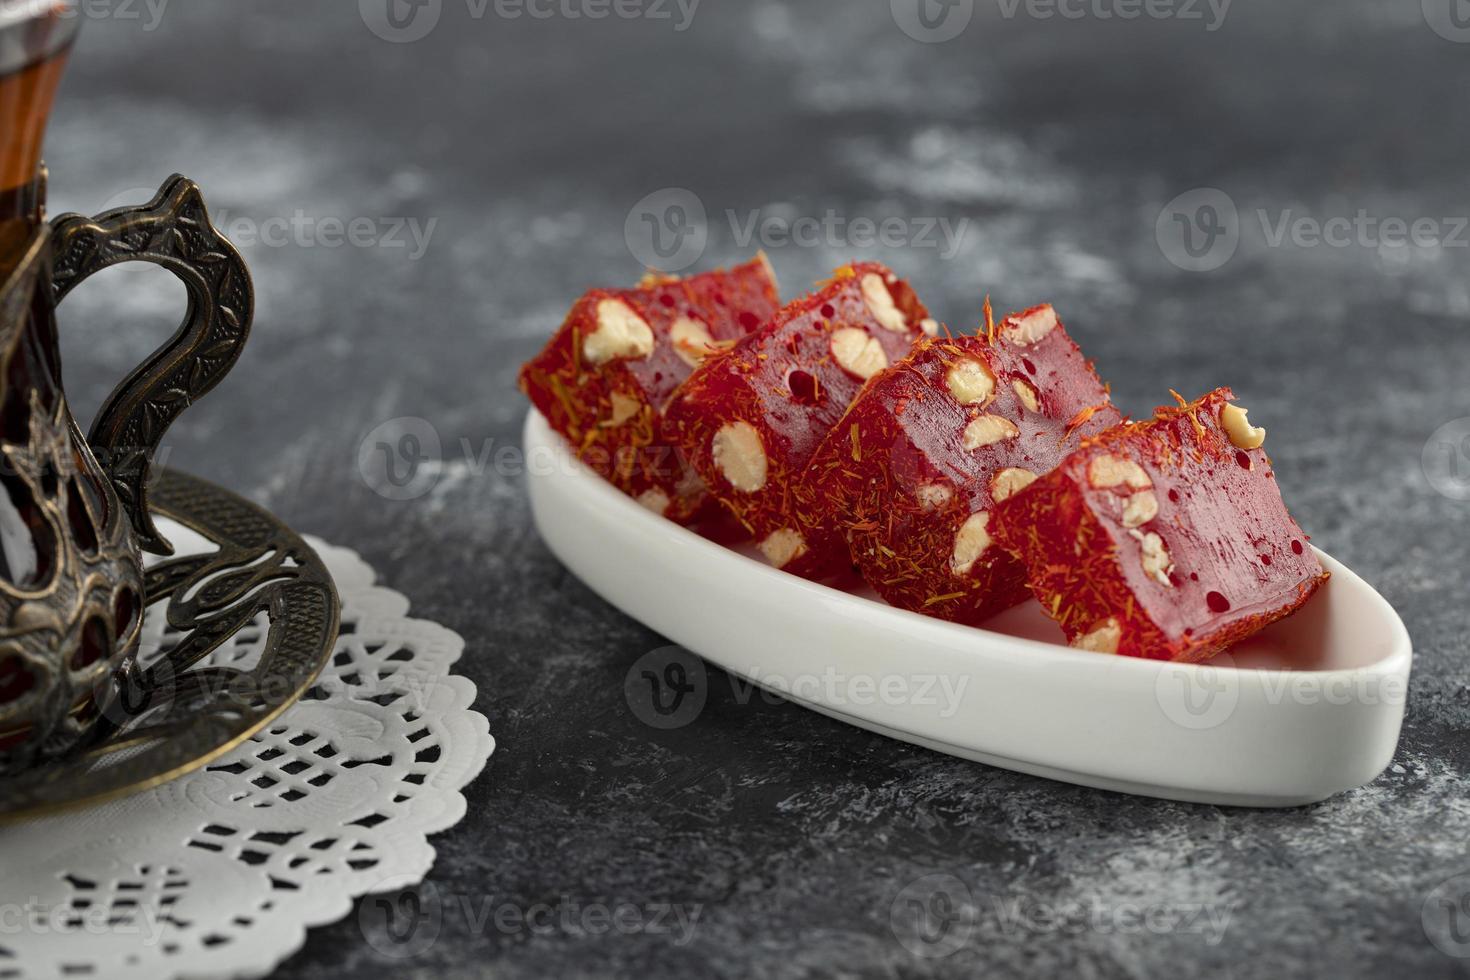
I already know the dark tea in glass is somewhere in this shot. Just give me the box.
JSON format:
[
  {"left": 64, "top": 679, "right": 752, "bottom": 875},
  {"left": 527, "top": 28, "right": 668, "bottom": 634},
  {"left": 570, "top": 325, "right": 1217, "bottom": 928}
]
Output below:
[{"left": 0, "top": 1, "right": 77, "bottom": 243}]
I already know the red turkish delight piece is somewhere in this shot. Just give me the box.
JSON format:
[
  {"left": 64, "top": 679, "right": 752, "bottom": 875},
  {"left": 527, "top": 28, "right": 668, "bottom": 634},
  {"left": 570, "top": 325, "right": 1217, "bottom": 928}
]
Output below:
[
  {"left": 518, "top": 256, "right": 781, "bottom": 522},
  {"left": 799, "top": 304, "right": 1123, "bottom": 624},
  {"left": 665, "top": 262, "right": 933, "bottom": 577},
  {"left": 990, "top": 388, "right": 1329, "bottom": 662}
]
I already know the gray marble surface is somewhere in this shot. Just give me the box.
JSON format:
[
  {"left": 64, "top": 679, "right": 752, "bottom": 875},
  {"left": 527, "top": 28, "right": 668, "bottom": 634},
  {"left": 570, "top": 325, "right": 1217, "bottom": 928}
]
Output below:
[{"left": 34, "top": 1, "right": 1470, "bottom": 976}]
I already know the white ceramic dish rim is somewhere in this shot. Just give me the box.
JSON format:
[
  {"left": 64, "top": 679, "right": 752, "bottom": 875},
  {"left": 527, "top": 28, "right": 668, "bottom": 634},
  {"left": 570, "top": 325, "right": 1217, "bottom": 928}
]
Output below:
[{"left": 523, "top": 409, "right": 1411, "bottom": 806}]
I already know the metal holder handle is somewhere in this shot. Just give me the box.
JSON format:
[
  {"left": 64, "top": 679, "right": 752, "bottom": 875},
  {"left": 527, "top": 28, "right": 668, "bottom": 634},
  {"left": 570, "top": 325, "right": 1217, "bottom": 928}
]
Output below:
[{"left": 48, "top": 174, "right": 254, "bottom": 554}]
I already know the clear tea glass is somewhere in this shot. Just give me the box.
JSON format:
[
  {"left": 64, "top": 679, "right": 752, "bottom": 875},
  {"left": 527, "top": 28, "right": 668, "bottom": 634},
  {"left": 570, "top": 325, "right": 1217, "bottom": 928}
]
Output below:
[{"left": 0, "top": 1, "right": 77, "bottom": 239}]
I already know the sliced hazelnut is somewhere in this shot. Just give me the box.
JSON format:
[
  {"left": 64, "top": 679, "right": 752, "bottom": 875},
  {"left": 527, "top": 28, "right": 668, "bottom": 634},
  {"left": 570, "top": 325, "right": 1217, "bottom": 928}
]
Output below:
[
  {"left": 830, "top": 328, "right": 888, "bottom": 380},
  {"left": 759, "top": 528, "right": 807, "bottom": 569},
  {"left": 1012, "top": 379, "right": 1040, "bottom": 413},
  {"left": 669, "top": 316, "right": 718, "bottom": 367},
  {"left": 584, "top": 299, "right": 654, "bottom": 365},
  {"left": 636, "top": 489, "right": 671, "bottom": 515},
  {"left": 917, "top": 482, "right": 954, "bottom": 510},
  {"left": 1220, "top": 403, "right": 1266, "bottom": 450},
  {"left": 946, "top": 358, "right": 996, "bottom": 406},
  {"left": 963, "top": 414, "right": 1020, "bottom": 451},
  {"left": 1088, "top": 454, "right": 1152, "bottom": 490},
  {"left": 712, "top": 422, "right": 768, "bottom": 493},
  {"left": 950, "top": 512, "right": 991, "bottom": 576},
  {"left": 757, "top": 250, "right": 779, "bottom": 293},
  {"left": 1071, "top": 618, "right": 1122, "bottom": 654},
  {"left": 1121, "top": 490, "right": 1159, "bottom": 529},
  {"left": 861, "top": 273, "right": 909, "bottom": 332},
  {"left": 638, "top": 270, "right": 680, "bottom": 289},
  {"left": 601, "top": 392, "right": 641, "bottom": 428},
  {"left": 1002, "top": 305, "right": 1058, "bottom": 346},
  {"left": 990, "top": 467, "right": 1039, "bottom": 502},
  {"left": 1133, "top": 530, "right": 1174, "bottom": 587}
]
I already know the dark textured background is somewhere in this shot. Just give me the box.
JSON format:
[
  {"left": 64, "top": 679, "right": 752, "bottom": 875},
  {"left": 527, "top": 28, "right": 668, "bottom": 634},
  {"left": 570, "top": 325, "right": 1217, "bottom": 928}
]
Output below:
[{"left": 37, "top": 1, "right": 1470, "bottom": 976}]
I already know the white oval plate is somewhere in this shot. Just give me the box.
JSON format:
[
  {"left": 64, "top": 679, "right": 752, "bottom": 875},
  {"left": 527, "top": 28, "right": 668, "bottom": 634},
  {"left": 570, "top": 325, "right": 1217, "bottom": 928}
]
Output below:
[{"left": 524, "top": 410, "right": 1410, "bottom": 807}]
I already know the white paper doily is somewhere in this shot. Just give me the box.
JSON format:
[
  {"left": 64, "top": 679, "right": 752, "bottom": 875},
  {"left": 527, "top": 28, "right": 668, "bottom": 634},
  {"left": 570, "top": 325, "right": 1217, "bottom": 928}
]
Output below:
[{"left": 0, "top": 525, "right": 493, "bottom": 980}]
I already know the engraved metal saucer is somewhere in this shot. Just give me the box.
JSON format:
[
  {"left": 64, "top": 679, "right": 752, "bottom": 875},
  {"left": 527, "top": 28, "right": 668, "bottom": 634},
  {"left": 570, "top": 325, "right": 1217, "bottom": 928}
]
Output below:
[{"left": 0, "top": 468, "right": 340, "bottom": 823}]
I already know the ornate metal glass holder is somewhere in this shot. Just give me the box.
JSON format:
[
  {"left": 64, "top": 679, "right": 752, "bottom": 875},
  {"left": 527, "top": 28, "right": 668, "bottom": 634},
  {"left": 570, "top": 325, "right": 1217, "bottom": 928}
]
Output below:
[{"left": 0, "top": 468, "right": 341, "bottom": 822}]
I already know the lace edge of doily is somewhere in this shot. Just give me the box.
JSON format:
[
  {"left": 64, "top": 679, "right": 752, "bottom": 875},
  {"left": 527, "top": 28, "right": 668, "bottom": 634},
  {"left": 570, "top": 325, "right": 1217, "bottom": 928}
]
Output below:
[{"left": 230, "top": 539, "right": 494, "bottom": 979}]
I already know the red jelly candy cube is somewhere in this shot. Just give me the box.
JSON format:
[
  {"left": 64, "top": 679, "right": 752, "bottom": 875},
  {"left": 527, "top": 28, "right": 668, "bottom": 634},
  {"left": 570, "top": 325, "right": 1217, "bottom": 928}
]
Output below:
[
  {"left": 990, "top": 388, "right": 1330, "bottom": 662},
  {"left": 800, "top": 304, "right": 1123, "bottom": 624},
  {"left": 518, "top": 256, "right": 781, "bottom": 522},
  {"left": 665, "top": 262, "right": 933, "bottom": 577}
]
